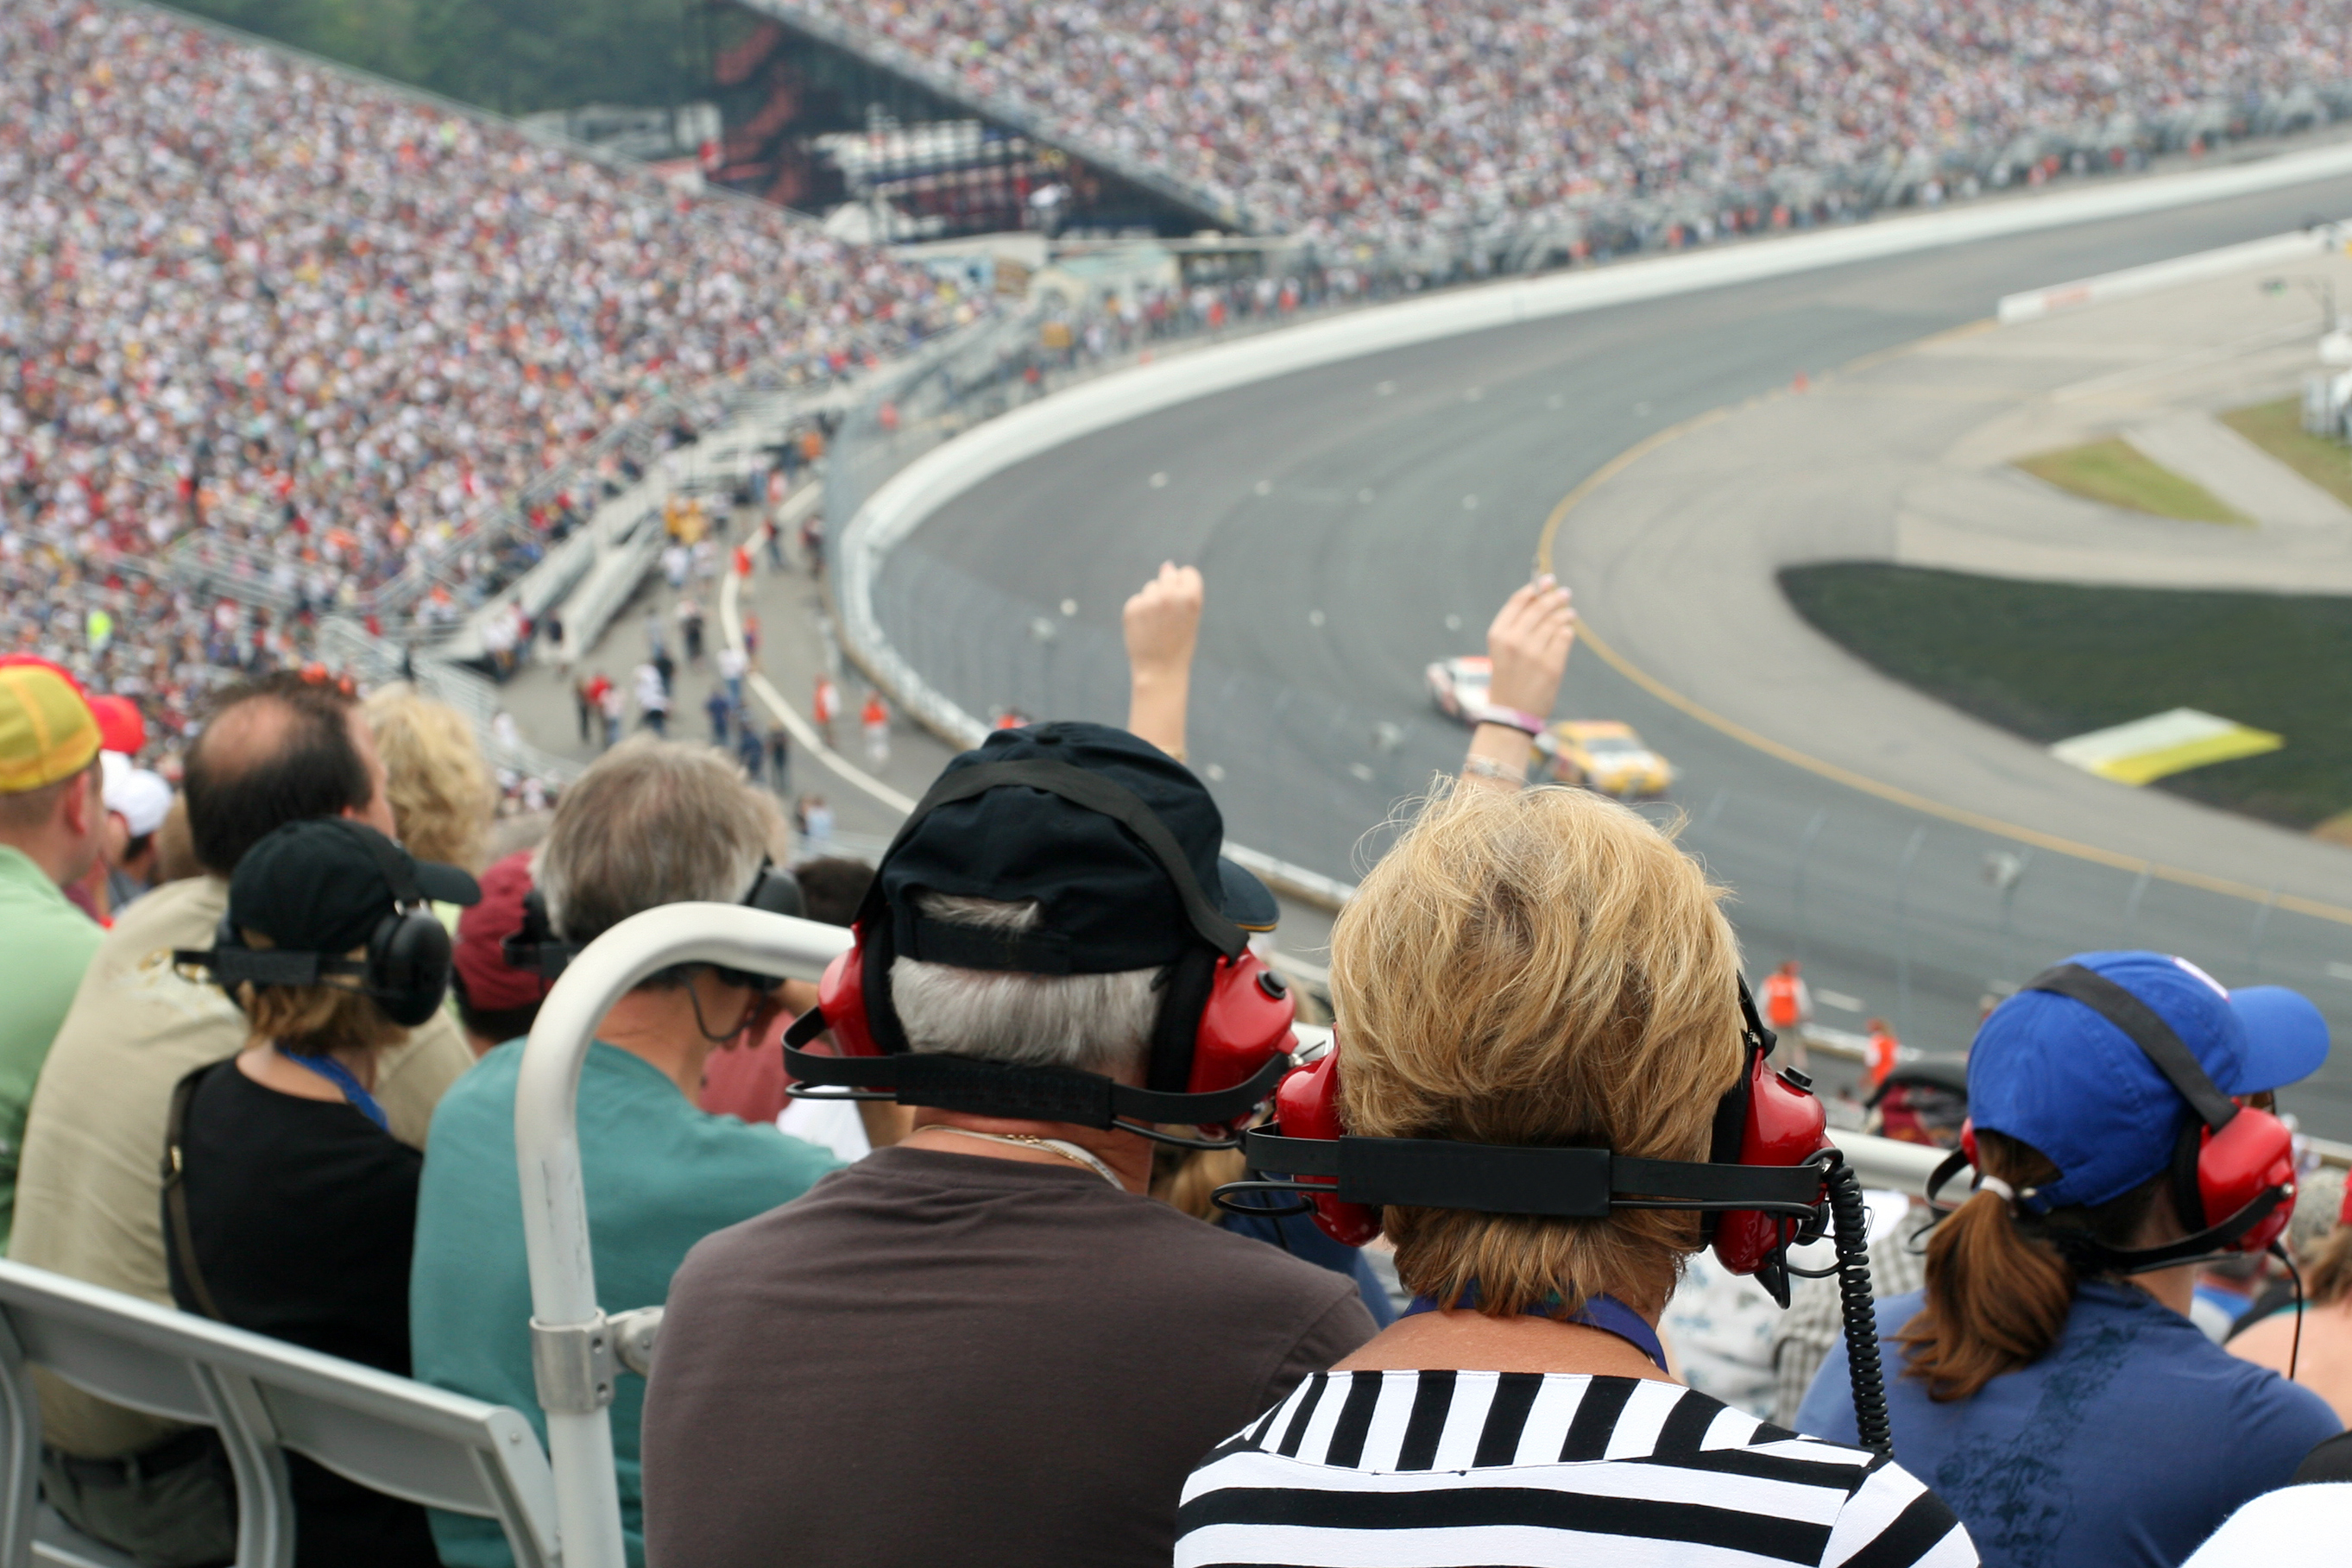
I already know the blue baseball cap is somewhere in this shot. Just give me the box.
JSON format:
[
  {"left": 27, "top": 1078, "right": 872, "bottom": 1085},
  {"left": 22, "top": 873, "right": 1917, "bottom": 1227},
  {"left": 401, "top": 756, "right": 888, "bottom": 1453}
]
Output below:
[{"left": 1967, "top": 950, "right": 2330, "bottom": 1211}]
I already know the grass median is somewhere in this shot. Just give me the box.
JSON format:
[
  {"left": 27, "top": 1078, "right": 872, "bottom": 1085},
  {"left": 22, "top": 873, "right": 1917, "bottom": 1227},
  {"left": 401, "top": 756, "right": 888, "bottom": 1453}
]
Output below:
[
  {"left": 2220, "top": 398, "right": 2352, "bottom": 510},
  {"left": 2013, "top": 438, "right": 2251, "bottom": 525},
  {"left": 1779, "top": 563, "right": 2352, "bottom": 831}
]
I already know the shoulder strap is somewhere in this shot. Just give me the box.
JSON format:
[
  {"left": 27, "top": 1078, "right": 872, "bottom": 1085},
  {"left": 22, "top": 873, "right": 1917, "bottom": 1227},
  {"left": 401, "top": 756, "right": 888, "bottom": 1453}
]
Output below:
[{"left": 161, "top": 1065, "right": 230, "bottom": 1323}]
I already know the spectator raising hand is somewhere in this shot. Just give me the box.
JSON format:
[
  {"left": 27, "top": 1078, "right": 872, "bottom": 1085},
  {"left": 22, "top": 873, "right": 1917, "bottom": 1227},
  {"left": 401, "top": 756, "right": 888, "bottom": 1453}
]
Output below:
[
  {"left": 1123, "top": 562, "right": 1204, "bottom": 761},
  {"left": 1465, "top": 574, "right": 1575, "bottom": 788}
]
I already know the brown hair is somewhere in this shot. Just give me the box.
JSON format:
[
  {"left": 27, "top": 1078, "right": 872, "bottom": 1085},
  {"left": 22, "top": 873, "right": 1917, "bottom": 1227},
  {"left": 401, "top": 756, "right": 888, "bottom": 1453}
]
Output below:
[
  {"left": 2309, "top": 1226, "right": 2352, "bottom": 1307},
  {"left": 233, "top": 933, "right": 407, "bottom": 1060},
  {"left": 1329, "top": 782, "right": 1742, "bottom": 1319},
  {"left": 1896, "top": 1128, "right": 2171, "bottom": 1400}
]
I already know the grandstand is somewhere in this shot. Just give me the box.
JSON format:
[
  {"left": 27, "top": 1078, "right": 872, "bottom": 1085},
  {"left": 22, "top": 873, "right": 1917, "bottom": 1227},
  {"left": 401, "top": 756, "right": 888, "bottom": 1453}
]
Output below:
[
  {"left": 736, "top": 0, "right": 2352, "bottom": 261},
  {"left": 1, "top": 0, "right": 958, "bottom": 758}
]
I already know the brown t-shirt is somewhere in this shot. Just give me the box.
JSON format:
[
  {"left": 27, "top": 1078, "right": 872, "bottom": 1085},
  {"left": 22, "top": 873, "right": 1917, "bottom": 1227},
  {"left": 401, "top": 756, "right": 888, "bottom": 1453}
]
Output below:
[{"left": 640, "top": 1145, "right": 1378, "bottom": 1568}]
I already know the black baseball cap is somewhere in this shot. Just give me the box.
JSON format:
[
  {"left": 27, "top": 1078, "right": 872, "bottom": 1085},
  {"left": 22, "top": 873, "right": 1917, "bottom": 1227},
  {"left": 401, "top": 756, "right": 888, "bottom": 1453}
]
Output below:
[
  {"left": 229, "top": 819, "right": 481, "bottom": 956},
  {"left": 877, "top": 721, "right": 1277, "bottom": 973}
]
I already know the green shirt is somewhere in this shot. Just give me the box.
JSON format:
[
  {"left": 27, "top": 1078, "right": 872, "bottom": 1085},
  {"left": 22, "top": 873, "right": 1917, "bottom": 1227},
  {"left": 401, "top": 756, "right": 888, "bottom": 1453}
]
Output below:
[
  {"left": 409, "top": 1039, "right": 841, "bottom": 1567},
  {"left": 0, "top": 847, "right": 102, "bottom": 1251}
]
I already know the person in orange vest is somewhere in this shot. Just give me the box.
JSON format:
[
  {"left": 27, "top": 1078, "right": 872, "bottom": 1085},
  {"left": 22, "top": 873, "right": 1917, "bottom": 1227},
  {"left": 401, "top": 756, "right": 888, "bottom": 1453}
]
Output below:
[
  {"left": 1762, "top": 959, "right": 1812, "bottom": 1069},
  {"left": 1863, "top": 1017, "right": 1901, "bottom": 1089},
  {"left": 812, "top": 676, "right": 838, "bottom": 749},
  {"left": 860, "top": 692, "right": 890, "bottom": 769}
]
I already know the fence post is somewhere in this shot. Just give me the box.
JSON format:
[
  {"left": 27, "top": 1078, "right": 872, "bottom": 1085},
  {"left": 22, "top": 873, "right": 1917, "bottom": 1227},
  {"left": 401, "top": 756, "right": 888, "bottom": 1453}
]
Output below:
[
  {"left": 1794, "top": 809, "right": 1827, "bottom": 967},
  {"left": 2122, "top": 865, "right": 2152, "bottom": 945},
  {"left": 1895, "top": 825, "right": 1926, "bottom": 1045},
  {"left": 2247, "top": 885, "right": 2281, "bottom": 973}
]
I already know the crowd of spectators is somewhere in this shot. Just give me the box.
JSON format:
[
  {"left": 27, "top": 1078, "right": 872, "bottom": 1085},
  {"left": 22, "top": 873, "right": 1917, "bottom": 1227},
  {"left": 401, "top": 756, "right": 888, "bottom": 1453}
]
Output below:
[
  {"left": 2, "top": 0, "right": 968, "bottom": 766},
  {"left": 2, "top": 560, "right": 2350, "bottom": 1566},
  {"left": 825, "top": 0, "right": 2352, "bottom": 249}
]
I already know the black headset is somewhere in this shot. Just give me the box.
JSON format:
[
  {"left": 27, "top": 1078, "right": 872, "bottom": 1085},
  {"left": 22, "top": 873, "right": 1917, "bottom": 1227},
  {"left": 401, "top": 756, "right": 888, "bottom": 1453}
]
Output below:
[
  {"left": 175, "top": 821, "right": 455, "bottom": 1029},
  {"left": 501, "top": 859, "right": 806, "bottom": 992}
]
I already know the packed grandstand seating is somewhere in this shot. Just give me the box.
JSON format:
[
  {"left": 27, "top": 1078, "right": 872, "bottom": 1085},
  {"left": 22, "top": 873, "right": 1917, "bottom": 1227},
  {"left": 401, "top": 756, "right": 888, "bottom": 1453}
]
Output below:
[
  {"left": 817, "top": 0, "right": 2352, "bottom": 246},
  {"left": 0, "top": 0, "right": 966, "bottom": 753}
]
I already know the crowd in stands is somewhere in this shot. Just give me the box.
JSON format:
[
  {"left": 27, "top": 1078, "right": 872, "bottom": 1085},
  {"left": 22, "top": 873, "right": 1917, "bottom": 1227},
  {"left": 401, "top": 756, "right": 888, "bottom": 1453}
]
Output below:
[
  {"left": 825, "top": 0, "right": 2352, "bottom": 247},
  {"left": 1, "top": 0, "right": 966, "bottom": 772},
  {"left": 2, "top": 559, "right": 2349, "bottom": 1567}
]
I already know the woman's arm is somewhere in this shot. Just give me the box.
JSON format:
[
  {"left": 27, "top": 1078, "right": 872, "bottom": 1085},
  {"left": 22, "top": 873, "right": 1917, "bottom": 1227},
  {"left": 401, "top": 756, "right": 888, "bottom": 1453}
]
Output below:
[
  {"left": 1466, "top": 575, "right": 1575, "bottom": 788},
  {"left": 1125, "top": 562, "right": 1204, "bottom": 759}
]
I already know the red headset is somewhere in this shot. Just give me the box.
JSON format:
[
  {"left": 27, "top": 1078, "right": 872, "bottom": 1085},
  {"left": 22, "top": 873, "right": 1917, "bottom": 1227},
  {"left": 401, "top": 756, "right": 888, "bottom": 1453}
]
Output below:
[
  {"left": 1947, "top": 963, "right": 2296, "bottom": 1263},
  {"left": 785, "top": 759, "right": 1298, "bottom": 1143},
  {"left": 1233, "top": 979, "right": 1833, "bottom": 1304}
]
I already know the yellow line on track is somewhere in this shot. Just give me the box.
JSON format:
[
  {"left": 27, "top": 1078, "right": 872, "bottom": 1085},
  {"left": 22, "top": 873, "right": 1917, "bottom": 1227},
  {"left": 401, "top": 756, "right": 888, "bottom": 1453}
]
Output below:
[{"left": 1530, "top": 319, "right": 2352, "bottom": 930}]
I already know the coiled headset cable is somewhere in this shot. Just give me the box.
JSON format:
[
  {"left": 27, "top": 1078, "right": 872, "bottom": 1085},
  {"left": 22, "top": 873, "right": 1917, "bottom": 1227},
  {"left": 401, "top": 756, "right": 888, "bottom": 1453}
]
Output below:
[{"left": 1821, "top": 1152, "right": 1892, "bottom": 1458}]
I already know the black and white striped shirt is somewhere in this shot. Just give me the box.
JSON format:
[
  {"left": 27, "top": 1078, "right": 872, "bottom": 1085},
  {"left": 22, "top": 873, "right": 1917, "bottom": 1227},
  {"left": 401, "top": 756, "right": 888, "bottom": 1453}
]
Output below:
[{"left": 1177, "top": 1370, "right": 1975, "bottom": 1567}]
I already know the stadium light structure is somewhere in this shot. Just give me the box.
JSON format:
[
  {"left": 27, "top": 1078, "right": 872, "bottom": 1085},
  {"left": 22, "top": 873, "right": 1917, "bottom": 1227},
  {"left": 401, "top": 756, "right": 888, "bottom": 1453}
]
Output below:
[{"left": 514, "top": 904, "right": 854, "bottom": 1568}]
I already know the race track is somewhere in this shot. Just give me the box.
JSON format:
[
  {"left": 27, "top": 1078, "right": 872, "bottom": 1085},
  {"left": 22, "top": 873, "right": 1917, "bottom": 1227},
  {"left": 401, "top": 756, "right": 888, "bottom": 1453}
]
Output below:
[{"left": 874, "top": 175, "right": 2352, "bottom": 1135}]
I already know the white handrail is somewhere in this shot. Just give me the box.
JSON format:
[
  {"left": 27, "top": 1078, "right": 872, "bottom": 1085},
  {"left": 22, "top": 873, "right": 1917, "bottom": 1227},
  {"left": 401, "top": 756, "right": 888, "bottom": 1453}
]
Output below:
[{"left": 513, "top": 904, "right": 854, "bottom": 1568}]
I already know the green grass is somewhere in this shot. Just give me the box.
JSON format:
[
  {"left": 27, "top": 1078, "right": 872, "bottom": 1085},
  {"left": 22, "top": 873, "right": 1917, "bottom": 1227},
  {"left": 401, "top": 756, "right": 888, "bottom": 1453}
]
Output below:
[
  {"left": 1779, "top": 564, "right": 2352, "bottom": 830},
  {"left": 2013, "top": 438, "right": 2253, "bottom": 526},
  {"left": 2220, "top": 398, "right": 2352, "bottom": 511}
]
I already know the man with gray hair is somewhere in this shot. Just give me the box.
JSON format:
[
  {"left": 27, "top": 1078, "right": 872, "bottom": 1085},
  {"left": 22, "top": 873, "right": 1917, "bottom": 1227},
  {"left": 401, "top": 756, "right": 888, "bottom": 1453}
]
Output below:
[
  {"left": 407, "top": 738, "right": 842, "bottom": 1568},
  {"left": 640, "top": 722, "right": 1378, "bottom": 1568}
]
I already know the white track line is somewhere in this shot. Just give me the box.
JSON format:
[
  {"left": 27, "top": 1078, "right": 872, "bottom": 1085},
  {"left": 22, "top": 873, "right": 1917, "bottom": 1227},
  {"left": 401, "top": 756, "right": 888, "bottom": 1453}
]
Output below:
[{"left": 720, "top": 494, "right": 917, "bottom": 814}]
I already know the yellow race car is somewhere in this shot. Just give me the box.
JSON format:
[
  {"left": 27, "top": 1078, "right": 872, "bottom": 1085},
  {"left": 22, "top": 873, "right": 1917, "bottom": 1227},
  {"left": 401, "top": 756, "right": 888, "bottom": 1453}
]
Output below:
[{"left": 1535, "top": 720, "right": 1675, "bottom": 798}]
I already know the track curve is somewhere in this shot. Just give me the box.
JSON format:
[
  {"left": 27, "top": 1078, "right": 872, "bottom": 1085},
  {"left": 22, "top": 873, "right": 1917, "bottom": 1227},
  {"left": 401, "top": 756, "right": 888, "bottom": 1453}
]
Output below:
[{"left": 875, "top": 176, "right": 2352, "bottom": 1133}]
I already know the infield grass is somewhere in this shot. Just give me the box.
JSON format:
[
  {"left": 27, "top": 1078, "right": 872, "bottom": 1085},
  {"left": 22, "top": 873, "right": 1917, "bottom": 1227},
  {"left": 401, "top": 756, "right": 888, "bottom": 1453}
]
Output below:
[
  {"left": 1779, "top": 564, "right": 2352, "bottom": 831},
  {"left": 2013, "top": 438, "right": 2251, "bottom": 526},
  {"left": 2219, "top": 398, "right": 2352, "bottom": 511}
]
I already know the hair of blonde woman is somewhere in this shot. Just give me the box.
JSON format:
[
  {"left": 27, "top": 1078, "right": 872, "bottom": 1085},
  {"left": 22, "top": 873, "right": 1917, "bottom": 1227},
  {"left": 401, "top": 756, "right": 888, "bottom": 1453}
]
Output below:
[
  {"left": 232, "top": 933, "right": 407, "bottom": 1059},
  {"left": 1327, "top": 781, "right": 1744, "bottom": 1319},
  {"left": 362, "top": 684, "right": 496, "bottom": 872}
]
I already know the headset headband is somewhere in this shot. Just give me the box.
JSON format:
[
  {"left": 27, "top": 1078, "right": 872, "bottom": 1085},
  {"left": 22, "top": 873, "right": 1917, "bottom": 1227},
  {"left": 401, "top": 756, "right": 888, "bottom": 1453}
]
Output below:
[
  {"left": 863, "top": 759, "right": 1247, "bottom": 963},
  {"left": 780, "top": 1035, "right": 1289, "bottom": 1129},
  {"left": 179, "top": 948, "right": 370, "bottom": 987},
  {"left": 2022, "top": 963, "right": 2239, "bottom": 1131},
  {"left": 1237, "top": 1130, "right": 1825, "bottom": 1217}
]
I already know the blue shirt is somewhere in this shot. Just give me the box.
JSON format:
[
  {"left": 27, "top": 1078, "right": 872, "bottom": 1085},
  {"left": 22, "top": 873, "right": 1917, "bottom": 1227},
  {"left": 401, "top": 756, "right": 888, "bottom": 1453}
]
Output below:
[
  {"left": 409, "top": 1041, "right": 841, "bottom": 1566},
  {"left": 1799, "top": 1284, "right": 2340, "bottom": 1568}
]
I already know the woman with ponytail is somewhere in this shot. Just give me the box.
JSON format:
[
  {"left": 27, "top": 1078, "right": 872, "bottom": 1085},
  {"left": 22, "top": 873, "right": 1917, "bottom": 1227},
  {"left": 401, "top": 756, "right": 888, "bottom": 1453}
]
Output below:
[{"left": 1800, "top": 950, "right": 2341, "bottom": 1568}]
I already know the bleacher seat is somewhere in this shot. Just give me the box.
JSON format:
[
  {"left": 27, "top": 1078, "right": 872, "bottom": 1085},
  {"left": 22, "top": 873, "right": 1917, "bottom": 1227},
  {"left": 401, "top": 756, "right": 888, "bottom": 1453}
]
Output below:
[{"left": 0, "top": 1260, "right": 557, "bottom": 1568}]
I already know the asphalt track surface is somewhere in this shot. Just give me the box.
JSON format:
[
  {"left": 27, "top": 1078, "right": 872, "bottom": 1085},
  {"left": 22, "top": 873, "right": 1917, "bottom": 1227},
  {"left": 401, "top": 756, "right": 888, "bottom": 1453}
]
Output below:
[{"left": 876, "top": 175, "right": 2352, "bottom": 1137}]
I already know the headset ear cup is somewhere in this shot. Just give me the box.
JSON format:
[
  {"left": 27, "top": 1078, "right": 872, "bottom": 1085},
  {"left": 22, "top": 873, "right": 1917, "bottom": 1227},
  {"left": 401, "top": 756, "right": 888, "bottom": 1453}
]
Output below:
[
  {"left": 812, "top": 943, "right": 880, "bottom": 1057},
  {"left": 1712, "top": 1049, "right": 1830, "bottom": 1280},
  {"left": 1183, "top": 951, "right": 1296, "bottom": 1136},
  {"left": 2198, "top": 1108, "right": 2298, "bottom": 1255},
  {"left": 369, "top": 910, "right": 454, "bottom": 1030},
  {"left": 1274, "top": 1049, "right": 1381, "bottom": 1247}
]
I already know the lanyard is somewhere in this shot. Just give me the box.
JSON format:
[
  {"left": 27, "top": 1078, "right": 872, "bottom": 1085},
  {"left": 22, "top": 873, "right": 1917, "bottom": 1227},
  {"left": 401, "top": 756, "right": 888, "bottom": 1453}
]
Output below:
[
  {"left": 1403, "top": 1288, "right": 1670, "bottom": 1375},
  {"left": 281, "top": 1050, "right": 390, "bottom": 1133}
]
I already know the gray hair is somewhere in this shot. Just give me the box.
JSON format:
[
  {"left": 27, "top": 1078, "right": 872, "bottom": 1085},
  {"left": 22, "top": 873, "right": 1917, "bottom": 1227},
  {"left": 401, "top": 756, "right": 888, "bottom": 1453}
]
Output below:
[
  {"left": 537, "top": 739, "right": 773, "bottom": 956},
  {"left": 890, "top": 892, "right": 1162, "bottom": 1079}
]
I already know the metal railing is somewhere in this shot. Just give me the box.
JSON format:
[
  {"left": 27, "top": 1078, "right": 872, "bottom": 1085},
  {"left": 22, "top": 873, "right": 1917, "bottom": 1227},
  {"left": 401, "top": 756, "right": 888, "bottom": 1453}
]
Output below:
[{"left": 514, "top": 904, "right": 854, "bottom": 1568}]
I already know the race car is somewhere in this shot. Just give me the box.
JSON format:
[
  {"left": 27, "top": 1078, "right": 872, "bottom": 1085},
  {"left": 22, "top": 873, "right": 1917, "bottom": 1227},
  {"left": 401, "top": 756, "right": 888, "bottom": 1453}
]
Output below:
[
  {"left": 1425, "top": 655, "right": 1491, "bottom": 724},
  {"left": 1535, "top": 720, "right": 1676, "bottom": 798}
]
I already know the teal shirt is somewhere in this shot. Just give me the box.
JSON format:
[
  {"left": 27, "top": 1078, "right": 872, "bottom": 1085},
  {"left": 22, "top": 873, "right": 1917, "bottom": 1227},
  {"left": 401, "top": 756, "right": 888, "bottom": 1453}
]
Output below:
[
  {"left": 410, "top": 1040, "right": 842, "bottom": 1566},
  {"left": 0, "top": 846, "right": 102, "bottom": 1253}
]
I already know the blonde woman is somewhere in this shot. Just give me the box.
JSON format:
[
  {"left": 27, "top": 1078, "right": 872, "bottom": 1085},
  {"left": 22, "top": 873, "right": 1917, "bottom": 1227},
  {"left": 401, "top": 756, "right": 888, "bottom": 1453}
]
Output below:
[
  {"left": 1176, "top": 778, "right": 1971, "bottom": 1567},
  {"left": 362, "top": 684, "right": 495, "bottom": 875},
  {"left": 170, "top": 817, "right": 480, "bottom": 1565}
]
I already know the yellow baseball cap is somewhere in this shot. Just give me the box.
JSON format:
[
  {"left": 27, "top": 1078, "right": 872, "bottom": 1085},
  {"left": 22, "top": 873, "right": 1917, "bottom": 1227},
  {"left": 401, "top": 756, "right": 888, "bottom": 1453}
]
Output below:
[{"left": 0, "top": 664, "right": 102, "bottom": 794}]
